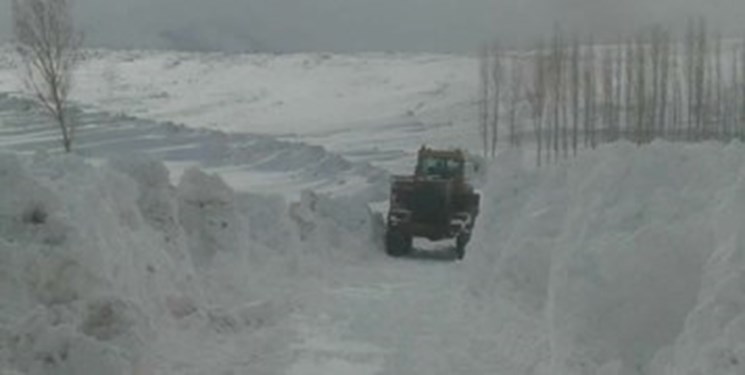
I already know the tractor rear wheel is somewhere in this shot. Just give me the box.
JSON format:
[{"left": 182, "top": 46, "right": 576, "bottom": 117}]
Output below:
[
  {"left": 455, "top": 233, "right": 470, "bottom": 260},
  {"left": 385, "top": 229, "right": 412, "bottom": 257}
]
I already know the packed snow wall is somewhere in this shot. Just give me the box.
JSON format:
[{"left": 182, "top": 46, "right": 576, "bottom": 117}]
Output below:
[
  {"left": 0, "top": 152, "right": 383, "bottom": 375},
  {"left": 468, "top": 141, "right": 745, "bottom": 375}
]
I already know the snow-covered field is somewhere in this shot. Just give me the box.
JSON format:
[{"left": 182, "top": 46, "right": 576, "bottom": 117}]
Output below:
[
  {"left": 1, "top": 48, "right": 745, "bottom": 375},
  {"left": 0, "top": 92, "right": 389, "bottom": 201},
  {"left": 0, "top": 47, "right": 479, "bottom": 176}
]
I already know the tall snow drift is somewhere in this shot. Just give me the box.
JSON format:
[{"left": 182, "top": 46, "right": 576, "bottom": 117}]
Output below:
[
  {"left": 469, "top": 141, "right": 745, "bottom": 375},
  {"left": 0, "top": 152, "right": 382, "bottom": 375}
]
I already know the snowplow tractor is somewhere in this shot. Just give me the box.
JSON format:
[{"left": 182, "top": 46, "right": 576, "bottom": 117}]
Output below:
[{"left": 385, "top": 146, "right": 480, "bottom": 259}]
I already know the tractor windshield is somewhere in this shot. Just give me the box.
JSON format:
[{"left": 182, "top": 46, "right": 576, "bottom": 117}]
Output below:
[{"left": 419, "top": 157, "right": 464, "bottom": 178}]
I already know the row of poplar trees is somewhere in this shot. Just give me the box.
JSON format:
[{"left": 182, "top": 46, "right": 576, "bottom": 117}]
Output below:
[{"left": 479, "top": 18, "right": 745, "bottom": 166}]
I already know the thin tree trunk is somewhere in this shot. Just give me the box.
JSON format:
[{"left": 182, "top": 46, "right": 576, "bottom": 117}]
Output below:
[
  {"left": 584, "top": 36, "right": 597, "bottom": 148},
  {"left": 479, "top": 45, "right": 490, "bottom": 158},
  {"left": 571, "top": 36, "right": 580, "bottom": 155},
  {"left": 490, "top": 41, "right": 503, "bottom": 157}
]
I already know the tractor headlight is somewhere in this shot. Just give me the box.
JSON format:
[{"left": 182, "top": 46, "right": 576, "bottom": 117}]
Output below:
[
  {"left": 450, "top": 213, "right": 471, "bottom": 231},
  {"left": 450, "top": 218, "right": 465, "bottom": 231},
  {"left": 388, "top": 209, "right": 411, "bottom": 226}
]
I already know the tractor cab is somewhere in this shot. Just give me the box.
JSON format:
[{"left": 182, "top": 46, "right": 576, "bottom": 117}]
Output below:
[{"left": 414, "top": 147, "right": 466, "bottom": 180}]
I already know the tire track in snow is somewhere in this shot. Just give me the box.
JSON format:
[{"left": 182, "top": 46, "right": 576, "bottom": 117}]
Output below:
[{"left": 283, "top": 259, "right": 491, "bottom": 375}]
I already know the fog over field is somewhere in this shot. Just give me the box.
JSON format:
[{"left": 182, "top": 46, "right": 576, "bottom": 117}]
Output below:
[{"left": 1, "top": 0, "right": 745, "bottom": 52}]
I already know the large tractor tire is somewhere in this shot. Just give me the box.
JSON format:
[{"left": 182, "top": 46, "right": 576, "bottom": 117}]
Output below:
[
  {"left": 454, "top": 233, "right": 470, "bottom": 260},
  {"left": 385, "top": 229, "right": 412, "bottom": 257}
]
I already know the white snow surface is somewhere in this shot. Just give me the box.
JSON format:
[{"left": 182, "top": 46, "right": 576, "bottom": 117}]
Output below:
[
  {"left": 2, "top": 141, "right": 744, "bottom": 375},
  {"left": 469, "top": 141, "right": 745, "bottom": 375},
  {"left": 0, "top": 47, "right": 479, "bottom": 175},
  {"left": 1, "top": 47, "right": 744, "bottom": 374},
  {"left": 0, "top": 152, "right": 384, "bottom": 375},
  {"left": 0, "top": 92, "right": 391, "bottom": 201}
]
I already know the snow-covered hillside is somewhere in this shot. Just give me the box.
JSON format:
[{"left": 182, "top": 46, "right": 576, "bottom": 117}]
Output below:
[{"left": 0, "top": 48, "right": 479, "bottom": 175}]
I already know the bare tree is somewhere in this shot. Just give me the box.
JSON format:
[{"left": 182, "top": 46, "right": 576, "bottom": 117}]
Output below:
[
  {"left": 713, "top": 32, "right": 723, "bottom": 139},
  {"left": 13, "top": 0, "right": 83, "bottom": 153},
  {"left": 547, "top": 25, "right": 566, "bottom": 162},
  {"left": 583, "top": 35, "right": 597, "bottom": 148},
  {"left": 684, "top": 18, "right": 696, "bottom": 140},
  {"left": 490, "top": 41, "right": 504, "bottom": 157},
  {"left": 570, "top": 36, "right": 581, "bottom": 155},
  {"left": 703, "top": 32, "right": 714, "bottom": 139},
  {"left": 475, "top": 18, "right": 745, "bottom": 167},
  {"left": 527, "top": 42, "right": 548, "bottom": 167},
  {"left": 670, "top": 41, "right": 683, "bottom": 139},
  {"left": 507, "top": 56, "right": 524, "bottom": 148},
  {"left": 649, "top": 26, "right": 664, "bottom": 140},
  {"left": 658, "top": 28, "right": 671, "bottom": 139},
  {"left": 478, "top": 44, "right": 491, "bottom": 158},
  {"left": 634, "top": 33, "right": 647, "bottom": 145},
  {"left": 625, "top": 37, "right": 636, "bottom": 140},
  {"left": 694, "top": 18, "right": 708, "bottom": 140},
  {"left": 726, "top": 42, "right": 738, "bottom": 140},
  {"left": 601, "top": 47, "right": 615, "bottom": 142},
  {"left": 740, "top": 39, "right": 745, "bottom": 140},
  {"left": 614, "top": 41, "right": 623, "bottom": 140}
]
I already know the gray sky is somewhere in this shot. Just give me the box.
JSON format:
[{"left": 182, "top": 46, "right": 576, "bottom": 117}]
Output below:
[{"left": 1, "top": 0, "right": 744, "bottom": 53}]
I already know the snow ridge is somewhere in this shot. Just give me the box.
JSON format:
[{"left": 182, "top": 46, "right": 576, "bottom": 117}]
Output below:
[
  {"left": 0, "top": 152, "right": 383, "bottom": 374},
  {"left": 469, "top": 141, "right": 745, "bottom": 375},
  {"left": 0, "top": 93, "right": 389, "bottom": 199}
]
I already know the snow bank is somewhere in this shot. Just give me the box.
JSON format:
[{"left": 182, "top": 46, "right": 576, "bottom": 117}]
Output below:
[
  {"left": 0, "top": 152, "right": 382, "bottom": 374},
  {"left": 469, "top": 141, "right": 745, "bottom": 375},
  {"left": 289, "top": 190, "right": 385, "bottom": 264},
  {"left": 0, "top": 92, "right": 391, "bottom": 200},
  {"left": 0, "top": 153, "right": 184, "bottom": 375}
]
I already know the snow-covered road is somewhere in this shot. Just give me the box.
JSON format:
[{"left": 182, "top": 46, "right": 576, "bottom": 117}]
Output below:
[
  {"left": 286, "top": 250, "right": 541, "bottom": 375},
  {"left": 290, "top": 255, "right": 462, "bottom": 374}
]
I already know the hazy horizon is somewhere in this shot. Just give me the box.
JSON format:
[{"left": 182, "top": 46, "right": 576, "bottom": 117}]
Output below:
[{"left": 1, "top": 0, "right": 744, "bottom": 53}]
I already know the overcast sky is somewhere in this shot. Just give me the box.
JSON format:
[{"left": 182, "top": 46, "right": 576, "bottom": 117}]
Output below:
[{"left": 1, "top": 0, "right": 744, "bottom": 53}]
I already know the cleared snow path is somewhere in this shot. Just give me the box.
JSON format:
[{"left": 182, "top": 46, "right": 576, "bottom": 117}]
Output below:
[
  {"left": 284, "top": 247, "right": 547, "bottom": 375},
  {"left": 289, "top": 258, "right": 463, "bottom": 375}
]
